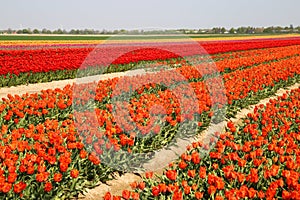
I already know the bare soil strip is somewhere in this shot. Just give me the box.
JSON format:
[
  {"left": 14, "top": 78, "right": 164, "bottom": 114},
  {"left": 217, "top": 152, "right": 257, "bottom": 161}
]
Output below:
[{"left": 0, "top": 69, "right": 147, "bottom": 100}]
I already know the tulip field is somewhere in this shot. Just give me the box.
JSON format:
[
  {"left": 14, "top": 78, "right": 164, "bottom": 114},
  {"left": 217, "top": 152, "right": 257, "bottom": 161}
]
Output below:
[
  {"left": 0, "top": 35, "right": 300, "bottom": 199},
  {"left": 1, "top": 36, "right": 300, "bottom": 87},
  {"left": 106, "top": 87, "right": 300, "bottom": 200}
]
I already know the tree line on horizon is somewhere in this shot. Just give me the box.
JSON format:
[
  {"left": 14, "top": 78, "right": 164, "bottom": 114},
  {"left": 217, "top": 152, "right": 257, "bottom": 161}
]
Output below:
[{"left": 1, "top": 25, "right": 299, "bottom": 35}]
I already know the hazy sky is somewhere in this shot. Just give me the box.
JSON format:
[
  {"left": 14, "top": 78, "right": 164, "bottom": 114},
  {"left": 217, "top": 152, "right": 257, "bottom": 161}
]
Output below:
[{"left": 1, "top": 0, "right": 299, "bottom": 30}]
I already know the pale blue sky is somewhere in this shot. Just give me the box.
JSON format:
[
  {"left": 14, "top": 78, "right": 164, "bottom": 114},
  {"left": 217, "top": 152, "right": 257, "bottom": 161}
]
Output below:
[{"left": 1, "top": 0, "right": 299, "bottom": 30}]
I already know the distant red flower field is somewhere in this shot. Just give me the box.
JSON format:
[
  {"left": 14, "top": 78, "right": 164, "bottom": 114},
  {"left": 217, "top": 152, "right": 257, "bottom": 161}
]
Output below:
[{"left": 1, "top": 38, "right": 300, "bottom": 76}]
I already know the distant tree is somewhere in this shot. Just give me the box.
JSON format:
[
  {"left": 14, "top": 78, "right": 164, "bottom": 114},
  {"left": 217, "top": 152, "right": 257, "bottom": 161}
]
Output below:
[
  {"left": 113, "top": 30, "right": 119, "bottom": 34},
  {"left": 7, "top": 26, "right": 299, "bottom": 36},
  {"left": 212, "top": 27, "right": 221, "bottom": 34},
  {"left": 274, "top": 26, "right": 283, "bottom": 33},
  {"left": 69, "top": 29, "right": 76, "bottom": 34},
  {"left": 33, "top": 29, "right": 40, "bottom": 34},
  {"left": 53, "top": 29, "right": 63, "bottom": 34},
  {"left": 229, "top": 28, "right": 235, "bottom": 34},
  {"left": 76, "top": 29, "right": 81, "bottom": 34},
  {"left": 85, "top": 29, "right": 95, "bottom": 34},
  {"left": 263, "top": 27, "right": 274, "bottom": 33},
  {"left": 83, "top": 29, "right": 89, "bottom": 34},
  {"left": 236, "top": 27, "right": 247, "bottom": 34},
  {"left": 22, "top": 28, "right": 31, "bottom": 34},
  {"left": 220, "top": 27, "right": 226, "bottom": 34},
  {"left": 100, "top": 29, "right": 107, "bottom": 34},
  {"left": 41, "top": 28, "right": 48, "bottom": 34},
  {"left": 7, "top": 28, "right": 13, "bottom": 34},
  {"left": 120, "top": 29, "right": 126, "bottom": 34},
  {"left": 128, "top": 29, "right": 139, "bottom": 34}
]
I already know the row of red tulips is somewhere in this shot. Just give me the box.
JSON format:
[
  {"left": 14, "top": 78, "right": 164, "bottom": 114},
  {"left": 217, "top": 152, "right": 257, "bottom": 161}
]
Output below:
[
  {"left": 1, "top": 41, "right": 300, "bottom": 88},
  {"left": 1, "top": 38, "right": 300, "bottom": 76},
  {"left": 72, "top": 50, "right": 300, "bottom": 161},
  {"left": 105, "top": 86, "right": 300, "bottom": 199}
]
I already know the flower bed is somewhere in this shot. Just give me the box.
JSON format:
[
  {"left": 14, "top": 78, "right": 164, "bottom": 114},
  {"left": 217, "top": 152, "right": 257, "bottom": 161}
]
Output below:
[
  {"left": 1, "top": 38, "right": 300, "bottom": 87},
  {"left": 0, "top": 44, "right": 300, "bottom": 198},
  {"left": 107, "top": 87, "right": 300, "bottom": 200}
]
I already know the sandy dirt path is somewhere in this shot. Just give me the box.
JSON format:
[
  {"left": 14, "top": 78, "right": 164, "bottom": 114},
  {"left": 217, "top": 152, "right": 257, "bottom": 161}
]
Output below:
[{"left": 0, "top": 69, "right": 147, "bottom": 100}]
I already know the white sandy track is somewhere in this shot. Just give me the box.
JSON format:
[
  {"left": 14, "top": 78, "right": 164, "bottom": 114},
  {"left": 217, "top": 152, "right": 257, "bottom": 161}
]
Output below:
[{"left": 0, "top": 69, "right": 147, "bottom": 100}]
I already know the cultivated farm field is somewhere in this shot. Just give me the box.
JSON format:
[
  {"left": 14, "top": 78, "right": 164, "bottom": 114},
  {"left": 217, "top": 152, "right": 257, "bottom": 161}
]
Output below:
[{"left": 0, "top": 34, "right": 300, "bottom": 200}]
